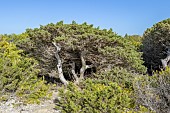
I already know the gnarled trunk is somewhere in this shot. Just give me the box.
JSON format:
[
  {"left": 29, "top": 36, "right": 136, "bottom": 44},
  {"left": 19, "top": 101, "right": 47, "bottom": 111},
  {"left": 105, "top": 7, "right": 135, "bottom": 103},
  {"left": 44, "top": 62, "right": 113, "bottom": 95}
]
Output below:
[
  {"left": 53, "top": 42, "right": 68, "bottom": 85},
  {"left": 161, "top": 47, "right": 170, "bottom": 69}
]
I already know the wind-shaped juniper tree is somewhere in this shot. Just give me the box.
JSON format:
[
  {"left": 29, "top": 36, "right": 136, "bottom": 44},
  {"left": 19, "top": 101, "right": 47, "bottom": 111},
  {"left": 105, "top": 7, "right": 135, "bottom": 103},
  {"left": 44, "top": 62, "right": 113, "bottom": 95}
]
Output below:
[
  {"left": 142, "top": 18, "right": 170, "bottom": 73},
  {"left": 23, "top": 21, "right": 146, "bottom": 84}
]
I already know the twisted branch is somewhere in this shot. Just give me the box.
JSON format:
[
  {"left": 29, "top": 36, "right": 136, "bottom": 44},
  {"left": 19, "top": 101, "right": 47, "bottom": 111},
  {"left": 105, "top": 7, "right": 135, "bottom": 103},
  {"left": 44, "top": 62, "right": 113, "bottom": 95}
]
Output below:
[
  {"left": 79, "top": 51, "right": 93, "bottom": 80},
  {"left": 52, "top": 42, "right": 68, "bottom": 85},
  {"left": 161, "top": 47, "right": 170, "bottom": 69},
  {"left": 70, "top": 61, "right": 79, "bottom": 83}
]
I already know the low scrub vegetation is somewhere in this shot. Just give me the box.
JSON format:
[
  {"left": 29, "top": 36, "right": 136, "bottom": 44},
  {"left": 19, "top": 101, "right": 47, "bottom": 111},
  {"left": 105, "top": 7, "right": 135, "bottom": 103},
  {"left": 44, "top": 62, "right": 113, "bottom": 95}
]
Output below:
[{"left": 0, "top": 19, "right": 170, "bottom": 112}]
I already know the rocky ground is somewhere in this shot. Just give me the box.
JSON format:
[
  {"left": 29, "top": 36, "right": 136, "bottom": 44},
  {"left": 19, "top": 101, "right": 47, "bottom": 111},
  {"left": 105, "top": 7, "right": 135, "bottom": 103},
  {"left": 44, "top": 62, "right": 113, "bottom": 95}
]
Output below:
[{"left": 0, "top": 91, "right": 60, "bottom": 113}]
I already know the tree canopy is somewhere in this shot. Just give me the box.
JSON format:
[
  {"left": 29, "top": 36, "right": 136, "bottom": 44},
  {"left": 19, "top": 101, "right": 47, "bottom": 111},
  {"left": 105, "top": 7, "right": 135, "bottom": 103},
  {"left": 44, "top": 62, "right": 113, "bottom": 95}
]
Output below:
[
  {"left": 142, "top": 18, "right": 170, "bottom": 72},
  {"left": 1, "top": 19, "right": 170, "bottom": 112},
  {"left": 22, "top": 21, "right": 146, "bottom": 84}
]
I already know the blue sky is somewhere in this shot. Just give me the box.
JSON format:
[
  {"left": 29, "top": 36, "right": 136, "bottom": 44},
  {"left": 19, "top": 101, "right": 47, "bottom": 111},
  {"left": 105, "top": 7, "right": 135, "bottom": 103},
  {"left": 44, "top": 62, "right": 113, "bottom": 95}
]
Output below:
[{"left": 0, "top": 0, "right": 170, "bottom": 36}]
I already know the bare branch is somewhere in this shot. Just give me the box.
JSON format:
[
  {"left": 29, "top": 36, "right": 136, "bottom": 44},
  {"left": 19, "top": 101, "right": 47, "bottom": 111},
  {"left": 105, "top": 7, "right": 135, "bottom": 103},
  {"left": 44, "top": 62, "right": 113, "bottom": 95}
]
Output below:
[
  {"left": 86, "top": 64, "right": 94, "bottom": 69},
  {"left": 52, "top": 42, "right": 61, "bottom": 52},
  {"left": 79, "top": 51, "right": 94, "bottom": 80},
  {"left": 53, "top": 42, "right": 68, "bottom": 85},
  {"left": 79, "top": 51, "right": 86, "bottom": 80},
  {"left": 70, "top": 61, "right": 79, "bottom": 83},
  {"left": 161, "top": 57, "right": 170, "bottom": 69},
  {"left": 161, "top": 47, "right": 170, "bottom": 69}
]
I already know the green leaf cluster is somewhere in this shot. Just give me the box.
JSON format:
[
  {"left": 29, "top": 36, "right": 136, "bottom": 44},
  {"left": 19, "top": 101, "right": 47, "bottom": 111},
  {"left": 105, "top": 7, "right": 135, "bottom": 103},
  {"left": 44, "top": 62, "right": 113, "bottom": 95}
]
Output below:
[
  {"left": 142, "top": 18, "right": 170, "bottom": 71},
  {"left": 56, "top": 79, "right": 134, "bottom": 113},
  {"left": 0, "top": 35, "right": 50, "bottom": 103},
  {"left": 23, "top": 21, "right": 146, "bottom": 79},
  {"left": 56, "top": 66, "right": 151, "bottom": 112}
]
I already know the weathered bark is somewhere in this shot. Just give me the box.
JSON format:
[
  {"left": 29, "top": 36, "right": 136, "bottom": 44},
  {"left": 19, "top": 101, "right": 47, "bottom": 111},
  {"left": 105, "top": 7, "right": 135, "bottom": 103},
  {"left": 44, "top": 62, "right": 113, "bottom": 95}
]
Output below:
[
  {"left": 79, "top": 51, "right": 86, "bottom": 80},
  {"left": 161, "top": 47, "right": 170, "bottom": 69},
  {"left": 52, "top": 43, "right": 95, "bottom": 85},
  {"left": 79, "top": 51, "right": 94, "bottom": 80},
  {"left": 70, "top": 61, "right": 79, "bottom": 83},
  {"left": 161, "top": 55, "right": 170, "bottom": 69},
  {"left": 52, "top": 42, "right": 68, "bottom": 85}
]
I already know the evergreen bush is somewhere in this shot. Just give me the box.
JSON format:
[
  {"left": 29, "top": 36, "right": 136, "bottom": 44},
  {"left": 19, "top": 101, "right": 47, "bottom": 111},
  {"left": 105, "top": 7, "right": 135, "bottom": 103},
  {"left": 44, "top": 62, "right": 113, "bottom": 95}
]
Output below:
[
  {"left": 0, "top": 35, "right": 50, "bottom": 103},
  {"left": 142, "top": 18, "right": 170, "bottom": 71}
]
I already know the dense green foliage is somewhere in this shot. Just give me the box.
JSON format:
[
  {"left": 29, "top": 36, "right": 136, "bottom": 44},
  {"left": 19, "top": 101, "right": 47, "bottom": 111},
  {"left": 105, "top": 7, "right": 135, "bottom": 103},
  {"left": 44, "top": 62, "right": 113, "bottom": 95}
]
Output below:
[
  {"left": 0, "top": 35, "right": 51, "bottom": 103},
  {"left": 134, "top": 68, "right": 170, "bottom": 113},
  {"left": 96, "top": 67, "right": 136, "bottom": 89},
  {"left": 56, "top": 67, "right": 152, "bottom": 113},
  {"left": 56, "top": 79, "right": 134, "bottom": 113},
  {"left": 1, "top": 19, "right": 170, "bottom": 112},
  {"left": 20, "top": 22, "right": 148, "bottom": 111},
  {"left": 142, "top": 18, "right": 170, "bottom": 71},
  {"left": 22, "top": 21, "right": 146, "bottom": 81},
  {"left": 124, "top": 34, "right": 143, "bottom": 50}
]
